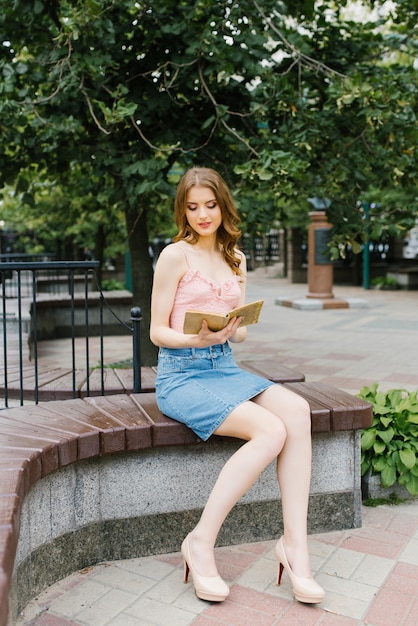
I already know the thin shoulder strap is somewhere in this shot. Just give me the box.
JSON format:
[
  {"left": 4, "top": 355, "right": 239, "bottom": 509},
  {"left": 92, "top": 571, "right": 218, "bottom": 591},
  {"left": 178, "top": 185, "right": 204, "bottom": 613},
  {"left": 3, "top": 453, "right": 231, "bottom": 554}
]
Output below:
[{"left": 178, "top": 242, "right": 191, "bottom": 268}]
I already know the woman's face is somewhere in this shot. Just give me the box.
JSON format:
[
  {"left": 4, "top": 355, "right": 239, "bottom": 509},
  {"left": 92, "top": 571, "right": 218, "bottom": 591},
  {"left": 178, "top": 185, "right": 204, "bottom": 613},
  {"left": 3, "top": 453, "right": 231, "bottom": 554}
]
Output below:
[{"left": 185, "top": 185, "right": 222, "bottom": 239}]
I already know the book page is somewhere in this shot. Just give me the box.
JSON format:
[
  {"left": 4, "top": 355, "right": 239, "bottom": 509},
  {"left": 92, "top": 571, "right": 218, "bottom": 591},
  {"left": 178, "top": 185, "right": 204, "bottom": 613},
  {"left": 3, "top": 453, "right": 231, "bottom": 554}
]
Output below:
[
  {"left": 183, "top": 300, "right": 264, "bottom": 334},
  {"left": 228, "top": 300, "right": 264, "bottom": 326}
]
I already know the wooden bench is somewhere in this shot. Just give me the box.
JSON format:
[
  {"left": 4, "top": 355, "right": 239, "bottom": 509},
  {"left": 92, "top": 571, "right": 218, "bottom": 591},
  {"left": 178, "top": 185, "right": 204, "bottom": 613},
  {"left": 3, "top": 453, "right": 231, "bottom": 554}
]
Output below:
[{"left": 0, "top": 361, "right": 372, "bottom": 626}]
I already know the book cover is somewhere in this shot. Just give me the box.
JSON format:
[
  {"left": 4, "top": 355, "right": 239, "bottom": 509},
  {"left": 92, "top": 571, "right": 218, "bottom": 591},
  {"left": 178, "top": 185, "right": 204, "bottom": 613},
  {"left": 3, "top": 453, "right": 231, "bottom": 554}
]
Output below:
[{"left": 183, "top": 300, "right": 264, "bottom": 334}]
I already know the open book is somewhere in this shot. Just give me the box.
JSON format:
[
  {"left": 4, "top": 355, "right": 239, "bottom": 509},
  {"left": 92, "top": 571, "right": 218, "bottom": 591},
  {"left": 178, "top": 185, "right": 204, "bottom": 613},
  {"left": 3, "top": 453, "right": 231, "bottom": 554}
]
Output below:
[{"left": 183, "top": 300, "right": 264, "bottom": 334}]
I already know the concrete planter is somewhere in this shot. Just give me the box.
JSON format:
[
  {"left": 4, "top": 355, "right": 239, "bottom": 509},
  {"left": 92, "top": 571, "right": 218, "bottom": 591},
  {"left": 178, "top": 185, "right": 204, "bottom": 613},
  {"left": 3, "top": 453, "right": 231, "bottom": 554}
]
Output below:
[{"left": 361, "top": 470, "right": 412, "bottom": 501}]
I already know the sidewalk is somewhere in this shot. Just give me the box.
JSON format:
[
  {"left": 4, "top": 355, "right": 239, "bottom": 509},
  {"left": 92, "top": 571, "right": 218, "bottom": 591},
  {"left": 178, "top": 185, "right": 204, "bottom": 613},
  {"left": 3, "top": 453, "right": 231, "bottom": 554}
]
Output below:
[{"left": 15, "top": 273, "right": 418, "bottom": 625}]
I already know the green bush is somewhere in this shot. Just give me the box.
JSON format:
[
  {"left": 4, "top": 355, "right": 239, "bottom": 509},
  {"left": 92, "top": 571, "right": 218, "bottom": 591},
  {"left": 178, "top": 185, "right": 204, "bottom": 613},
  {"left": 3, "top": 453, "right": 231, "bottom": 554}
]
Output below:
[
  {"left": 358, "top": 384, "right": 418, "bottom": 496},
  {"left": 371, "top": 275, "right": 398, "bottom": 289}
]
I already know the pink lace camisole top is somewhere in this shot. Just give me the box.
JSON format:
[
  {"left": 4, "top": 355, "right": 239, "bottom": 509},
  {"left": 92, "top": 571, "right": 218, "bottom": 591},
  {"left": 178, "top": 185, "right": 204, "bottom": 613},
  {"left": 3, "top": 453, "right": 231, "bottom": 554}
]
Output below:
[{"left": 169, "top": 267, "right": 242, "bottom": 333}]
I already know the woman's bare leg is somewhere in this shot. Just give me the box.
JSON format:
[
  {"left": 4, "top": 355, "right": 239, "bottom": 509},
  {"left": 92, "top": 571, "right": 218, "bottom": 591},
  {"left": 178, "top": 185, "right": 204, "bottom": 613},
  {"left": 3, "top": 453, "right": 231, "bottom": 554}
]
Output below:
[
  {"left": 254, "top": 385, "right": 313, "bottom": 578},
  {"left": 186, "top": 399, "right": 287, "bottom": 577},
  {"left": 186, "top": 385, "right": 313, "bottom": 580}
]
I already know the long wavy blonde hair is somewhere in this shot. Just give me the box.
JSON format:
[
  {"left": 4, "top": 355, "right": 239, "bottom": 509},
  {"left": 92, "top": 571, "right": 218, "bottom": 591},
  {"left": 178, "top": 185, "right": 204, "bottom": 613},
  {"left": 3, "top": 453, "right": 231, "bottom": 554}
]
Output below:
[{"left": 173, "top": 167, "right": 243, "bottom": 275}]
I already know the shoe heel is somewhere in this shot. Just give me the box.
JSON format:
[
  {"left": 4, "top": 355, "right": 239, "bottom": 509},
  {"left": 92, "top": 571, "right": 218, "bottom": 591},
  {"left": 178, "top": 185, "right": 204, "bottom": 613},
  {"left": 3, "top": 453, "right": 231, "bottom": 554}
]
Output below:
[
  {"left": 181, "top": 534, "right": 229, "bottom": 602},
  {"left": 274, "top": 537, "right": 324, "bottom": 604},
  {"left": 277, "top": 562, "right": 284, "bottom": 586},
  {"left": 183, "top": 559, "right": 190, "bottom": 584}
]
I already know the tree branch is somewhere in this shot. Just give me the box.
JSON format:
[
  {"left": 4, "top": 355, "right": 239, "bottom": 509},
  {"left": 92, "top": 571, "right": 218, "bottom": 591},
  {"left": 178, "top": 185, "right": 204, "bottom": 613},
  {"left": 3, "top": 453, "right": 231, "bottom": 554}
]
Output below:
[
  {"left": 197, "top": 64, "right": 259, "bottom": 157},
  {"left": 79, "top": 78, "right": 111, "bottom": 135},
  {"left": 130, "top": 114, "right": 219, "bottom": 154},
  {"left": 252, "top": 0, "right": 347, "bottom": 79}
]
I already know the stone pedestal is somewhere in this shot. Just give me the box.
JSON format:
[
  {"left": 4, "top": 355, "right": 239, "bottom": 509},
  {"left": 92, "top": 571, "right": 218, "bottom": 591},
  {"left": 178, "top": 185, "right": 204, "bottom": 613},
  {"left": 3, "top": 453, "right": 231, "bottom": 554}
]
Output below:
[{"left": 307, "top": 211, "right": 334, "bottom": 299}]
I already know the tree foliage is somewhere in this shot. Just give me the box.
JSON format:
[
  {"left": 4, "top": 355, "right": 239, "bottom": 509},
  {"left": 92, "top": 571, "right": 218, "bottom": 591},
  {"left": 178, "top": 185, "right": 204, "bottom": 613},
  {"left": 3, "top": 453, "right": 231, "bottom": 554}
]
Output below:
[{"left": 1, "top": 0, "right": 417, "bottom": 362}]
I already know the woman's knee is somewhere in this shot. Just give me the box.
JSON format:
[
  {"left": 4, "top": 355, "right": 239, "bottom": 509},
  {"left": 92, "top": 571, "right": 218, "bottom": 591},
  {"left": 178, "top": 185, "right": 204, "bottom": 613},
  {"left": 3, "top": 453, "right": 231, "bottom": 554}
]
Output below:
[
  {"left": 255, "top": 417, "right": 287, "bottom": 458},
  {"left": 294, "top": 395, "right": 311, "bottom": 425},
  {"left": 256, "top": 386, "right": 311, "bottom": 434},
  {"left": 288, "top": 395, "right": 311, "bottom": 437},
  {"left": 216, "top": 400, "right": 294, "bottom": 456}
]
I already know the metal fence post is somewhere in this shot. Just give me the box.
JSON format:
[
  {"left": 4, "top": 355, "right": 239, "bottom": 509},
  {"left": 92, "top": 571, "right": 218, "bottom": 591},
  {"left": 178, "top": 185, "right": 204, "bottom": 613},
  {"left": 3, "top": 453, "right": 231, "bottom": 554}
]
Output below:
[{"left": 130, "top": 306, "right": 142, "bottom": 393}]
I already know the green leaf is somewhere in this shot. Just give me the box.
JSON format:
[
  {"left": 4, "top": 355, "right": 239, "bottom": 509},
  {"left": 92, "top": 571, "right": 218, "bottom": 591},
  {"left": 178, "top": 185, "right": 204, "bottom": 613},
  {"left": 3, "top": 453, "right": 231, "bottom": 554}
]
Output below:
[
  {"left": 361, "top": 429, "right": 376, "bottom": 450},
  {"left": 378, "top": 427, "right": 395, "bottom": 445},
  {"left": 399, "top": 449, "right": 416, "bottom": 470},
  {"left": 380, "top": 417, "right": 393, "bottom": 428},
  {"left": 405, "top": 474, "right": 418, "bottom": 496},
  {"left": 373, "top": 440, "right": 386, "bottom": 455},
  {"left": 258, "top": 169, "right": 273, "bottom": 181},
  {"left": 373, "top": 456, "right": 388, "bottom": 472},
  {"left": 381, "top": 464, "right": 397, "bottom": 487},
  {"left": 361, "top": 458, "right": 371, "bottom": 475},
  {"left": 201, "top": 115, "right": 215, "bottom": 130}
]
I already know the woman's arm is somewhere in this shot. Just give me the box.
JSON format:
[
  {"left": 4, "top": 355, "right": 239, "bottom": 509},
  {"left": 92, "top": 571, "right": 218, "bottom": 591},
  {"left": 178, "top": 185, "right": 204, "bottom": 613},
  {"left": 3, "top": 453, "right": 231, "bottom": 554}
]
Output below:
[{"left": 150, "top": 244, "right": 242, "bottom": 348}]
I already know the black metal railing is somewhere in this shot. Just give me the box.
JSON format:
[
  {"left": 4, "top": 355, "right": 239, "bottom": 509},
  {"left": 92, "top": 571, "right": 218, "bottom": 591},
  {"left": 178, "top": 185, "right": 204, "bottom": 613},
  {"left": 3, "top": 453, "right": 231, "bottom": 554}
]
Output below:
[
  {"left": 0, "top": 260, "right": 142, "bottom": 409},
  {"left": 241, "top": 232, "right": 281, "bottom": 271}
]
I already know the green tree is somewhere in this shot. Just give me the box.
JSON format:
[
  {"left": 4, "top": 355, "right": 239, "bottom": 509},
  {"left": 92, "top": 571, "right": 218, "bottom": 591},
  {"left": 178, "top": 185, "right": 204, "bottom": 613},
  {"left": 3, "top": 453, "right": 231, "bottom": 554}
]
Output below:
[
  {"left": 1, "top": 0, "right": 314, "bottom": 362},
  {"left": 235, "top": 1, "right": 418, "bottom": 256}
]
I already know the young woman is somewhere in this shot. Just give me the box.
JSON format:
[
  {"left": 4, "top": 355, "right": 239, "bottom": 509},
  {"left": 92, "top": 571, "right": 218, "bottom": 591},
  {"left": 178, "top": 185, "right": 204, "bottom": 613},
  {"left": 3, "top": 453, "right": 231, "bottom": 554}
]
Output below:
[{"left": 150, "top": 167, "right": 324, "bottom": 604}]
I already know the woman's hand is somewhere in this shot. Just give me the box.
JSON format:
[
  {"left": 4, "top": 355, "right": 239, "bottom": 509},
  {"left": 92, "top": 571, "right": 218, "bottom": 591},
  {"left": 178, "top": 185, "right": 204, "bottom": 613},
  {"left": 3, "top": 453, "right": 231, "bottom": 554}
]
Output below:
[{"left": 196, "top": 316, "right": 242, "bottom": 346}]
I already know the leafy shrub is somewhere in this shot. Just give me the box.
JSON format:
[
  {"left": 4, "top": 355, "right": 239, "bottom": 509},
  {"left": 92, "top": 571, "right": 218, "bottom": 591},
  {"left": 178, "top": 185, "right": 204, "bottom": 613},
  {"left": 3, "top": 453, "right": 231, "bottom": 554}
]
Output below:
[
  {"left": 371, "top": 275, "right": 398, "bottom": 289},
  {"left": 358, "top": 384, "right": 418, "bottom": 496}
]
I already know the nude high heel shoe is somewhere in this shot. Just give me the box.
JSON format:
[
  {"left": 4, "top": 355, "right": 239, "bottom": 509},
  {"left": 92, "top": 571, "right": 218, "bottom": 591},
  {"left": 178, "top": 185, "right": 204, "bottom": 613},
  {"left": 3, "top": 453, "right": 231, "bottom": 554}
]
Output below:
[
  {"left": 275, "top": 537, "right": 324, "bottom": 604},
  {"left": 181, "top": 535, "right": 230, "bottom": 602}
]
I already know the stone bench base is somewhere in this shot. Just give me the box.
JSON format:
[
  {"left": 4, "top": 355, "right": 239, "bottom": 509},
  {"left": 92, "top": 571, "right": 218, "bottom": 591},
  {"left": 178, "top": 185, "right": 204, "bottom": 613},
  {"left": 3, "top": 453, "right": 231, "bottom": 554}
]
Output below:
[{"left": 12, "top": 433, "right": 360, "bottom": 618}]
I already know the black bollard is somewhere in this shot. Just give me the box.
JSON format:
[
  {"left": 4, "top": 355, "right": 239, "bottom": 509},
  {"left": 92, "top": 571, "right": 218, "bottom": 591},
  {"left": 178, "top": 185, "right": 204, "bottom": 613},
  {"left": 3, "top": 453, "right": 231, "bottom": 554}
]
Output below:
[{"left": 130, "top": 306, "right": 143, "bottom": 393}]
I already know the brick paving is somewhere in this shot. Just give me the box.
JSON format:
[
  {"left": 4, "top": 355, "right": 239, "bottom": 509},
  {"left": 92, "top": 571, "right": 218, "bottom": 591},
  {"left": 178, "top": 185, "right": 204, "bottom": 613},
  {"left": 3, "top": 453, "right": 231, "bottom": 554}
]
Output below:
[
  {"left": 14, "top": 502, "right": 418, "bottom": 625},
  {"left": 12, "top": 271, "right": 418, "bottom": 625}
]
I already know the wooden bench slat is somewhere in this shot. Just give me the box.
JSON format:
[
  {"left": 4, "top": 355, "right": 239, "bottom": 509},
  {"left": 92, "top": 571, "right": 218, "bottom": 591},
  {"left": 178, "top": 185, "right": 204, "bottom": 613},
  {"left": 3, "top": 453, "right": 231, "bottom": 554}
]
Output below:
[
  {"left": 80, "top": 368, "right": 126, "bottom": 396},
  {"left": 0, "top": 525, "right": 18, "bottom": 584},
  {"left": 0, "top": 418, "right": 77, "bottom": 468},
  {"left": 0, "top": 570, "right": 8, "bottom": 624},
  {"left": 132, "top": 393, "right": 202, "bottom": 447},
  {"left": 311, "top": 382, "right": 373, "bottom": 430},
  {"left": 282, "top": 383, "right": 331, "bottom": 432},
  {"left": 85, "top": 395, "right": 152, "bottom": 450},
  {"left": 0, "top": 469, "right": 26, "bottom": 502},
  {"left": 285, "top": 382, "right": 372, "bottom": 430},
  {"left": 36, "top": 371, "right": 87, "bottom": 401},
  {"left": 40, "top": 399, "right": 126, "bottom": 455},
  {"left": 5, "top": 369, "right": 85, "bottom": 402},
  {"left": 114, "top": 366, "right": 157, "bottom": 393},
  {"left": 20, "top": 404, "right": 102, "bottom": 461},
  {"left": 0, "top": 434, "right": 59, "bottom": 477},
  {"left": 0, "top": 366, "right": 65, "bottom": 384},
  {"left": 0, "top": 452, "right": 41, "bottom": 487},
  {"left": 298, "top": 382, "right": 372, "bottom": 430},
  {"left": 2, "top": 405, "right": 99, "bottom": 439},
  {"left": 239, "top": 359, "right": 305, "bottom": 383},
  {"left": 0, "top": 495, "right": 20, "bottom": 528}
]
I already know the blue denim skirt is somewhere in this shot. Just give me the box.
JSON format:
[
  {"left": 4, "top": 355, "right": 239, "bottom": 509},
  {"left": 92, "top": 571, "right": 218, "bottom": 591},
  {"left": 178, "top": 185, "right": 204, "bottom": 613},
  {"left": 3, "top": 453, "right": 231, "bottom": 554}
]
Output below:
[{"left": 155, "top": 343, "right": 274, "bottom": 441}]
